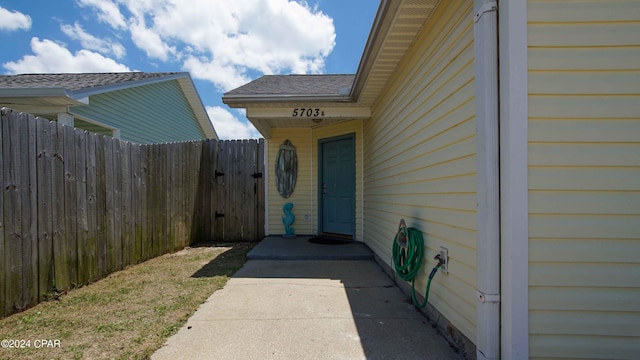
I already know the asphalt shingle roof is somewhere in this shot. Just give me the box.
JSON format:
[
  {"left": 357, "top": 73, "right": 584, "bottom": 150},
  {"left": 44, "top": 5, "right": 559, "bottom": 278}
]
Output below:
[
  {"left": 0, "top": 72, "right": 181, "bottom": 91},
  {"left": 224, "top": 74, "right": 355, "bottom": 97}
]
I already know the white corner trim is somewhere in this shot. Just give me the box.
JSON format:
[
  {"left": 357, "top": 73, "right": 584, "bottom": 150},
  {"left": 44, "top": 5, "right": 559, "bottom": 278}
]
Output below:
[
  {"left": 498, "top": 0, "right": 529, "bottom": 358},
  {"left": 310, "top": 128, "right": 315, "bottom": 234},
  {"left": 360, "top": 121, "right": 364, "bottom": 242},
  {"left": 264, "top": 138, "right": 270, "bottom": 236}
]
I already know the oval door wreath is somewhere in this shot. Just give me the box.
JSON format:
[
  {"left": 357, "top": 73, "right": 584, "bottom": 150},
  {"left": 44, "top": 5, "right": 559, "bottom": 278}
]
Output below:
[{"left": 275, "top": 139, "right": 297, "bottom": 198}]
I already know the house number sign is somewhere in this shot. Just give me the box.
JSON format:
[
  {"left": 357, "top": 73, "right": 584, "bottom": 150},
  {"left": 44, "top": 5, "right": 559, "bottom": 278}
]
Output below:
[{"left": 291, "top": 108, "right": 324, "bottom": 117}]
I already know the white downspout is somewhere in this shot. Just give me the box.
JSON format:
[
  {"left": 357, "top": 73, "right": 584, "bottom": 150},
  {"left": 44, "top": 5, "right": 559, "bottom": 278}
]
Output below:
[
  {"left": 499, "top": 0, "right": 529, "bottom": 357},
  {"left": 473, "top": 1, "right": 500, "bottom": 360}
]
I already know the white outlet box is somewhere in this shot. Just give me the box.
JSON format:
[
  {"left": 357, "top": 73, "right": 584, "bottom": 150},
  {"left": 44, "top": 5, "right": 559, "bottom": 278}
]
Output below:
[{"left": 439, "top": 246, "right": 448, "bottom": 274}]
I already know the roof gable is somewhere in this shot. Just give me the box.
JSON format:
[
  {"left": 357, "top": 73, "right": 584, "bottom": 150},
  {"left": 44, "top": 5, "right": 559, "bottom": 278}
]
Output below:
[
  {"left": 223, "top": 0, "right": 439, "bottom": 108},
  {"left": 223, "top": 74, "right": 355, "bottom": 104},
  {"left": 0, "top": 72, "right": 178, "bottom": 91},
  {"left": 0, "top": 72, "right": 217, "bottom": 141}
]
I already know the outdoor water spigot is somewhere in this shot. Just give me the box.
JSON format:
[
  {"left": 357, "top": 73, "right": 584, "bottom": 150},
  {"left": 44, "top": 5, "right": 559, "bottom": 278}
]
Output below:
[
  {"left": 396, "top": 218, "right": 408, "bottom": 248},
  {"left": 434, "top": 253, "right": 445, "bottom": 267}
]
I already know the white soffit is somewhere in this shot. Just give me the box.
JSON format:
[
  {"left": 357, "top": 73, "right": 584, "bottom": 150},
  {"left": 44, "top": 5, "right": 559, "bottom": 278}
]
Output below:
[{"left": 355, "top": 0, "right": 441, "bottom": 106}]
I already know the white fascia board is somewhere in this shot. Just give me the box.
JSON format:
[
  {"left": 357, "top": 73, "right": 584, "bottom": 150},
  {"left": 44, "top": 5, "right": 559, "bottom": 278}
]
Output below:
[
  {"left": 222, "top": 94, "right": 352, "bottom": 105},
  {"left": 0, "top": 87, "right": 69, "bottom": 97},
  {"left": 3, "top": 105, "right": 68, "bottom": 114},
  {"left": 247, "top": 107, "right": 371, "bottom": 120},
  {"left": 70, "top": 72, "right": 188, "bottom": 99},
  {"left": 0, "top": 88, "right": 87, "bottom": 105},
  {"left": 498, "top": 0, "right": 529, "bottom": 359},
  {"left": 176, "top": 76, "right": 218, "bottom": 139}
]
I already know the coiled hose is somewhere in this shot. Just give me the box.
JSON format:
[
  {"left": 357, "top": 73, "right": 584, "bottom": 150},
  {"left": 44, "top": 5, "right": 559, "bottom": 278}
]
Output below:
[{"left": 392, "top": 225, "right": 440, "bottom": 308}]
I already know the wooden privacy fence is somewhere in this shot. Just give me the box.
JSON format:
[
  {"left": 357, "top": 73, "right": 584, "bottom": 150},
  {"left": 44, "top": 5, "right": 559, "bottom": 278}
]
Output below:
[{"left": 0, "top": 108, "right": 264, "bottom": 318}]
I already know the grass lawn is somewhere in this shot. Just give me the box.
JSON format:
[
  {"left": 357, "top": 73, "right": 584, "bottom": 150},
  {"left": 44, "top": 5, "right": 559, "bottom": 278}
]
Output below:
[{"left": 0, "top": 242, "right": 254, "bottom": 360}]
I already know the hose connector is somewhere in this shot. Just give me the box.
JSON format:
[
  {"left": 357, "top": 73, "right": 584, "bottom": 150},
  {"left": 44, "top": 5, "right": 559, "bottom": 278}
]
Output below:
[
  {"left": 396, "top": 218, "right": 408, "bottom": 248},
  {"left": 434, "top": 253, "right": 445, "bottom": 267}
]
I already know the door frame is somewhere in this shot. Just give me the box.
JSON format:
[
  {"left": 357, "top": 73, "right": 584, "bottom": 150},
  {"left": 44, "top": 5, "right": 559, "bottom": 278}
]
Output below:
[{"left": 317, "top": 133, "right": 356, "bottom": 237}]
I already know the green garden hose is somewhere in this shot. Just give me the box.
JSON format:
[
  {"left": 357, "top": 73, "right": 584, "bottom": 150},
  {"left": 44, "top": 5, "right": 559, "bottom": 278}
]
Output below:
[{"left": 392, "top": 224, "right": 440, "bottom": 308}]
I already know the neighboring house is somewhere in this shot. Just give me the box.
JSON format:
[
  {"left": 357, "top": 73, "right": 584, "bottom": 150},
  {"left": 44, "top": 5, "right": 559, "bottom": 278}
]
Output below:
[
  {"left": 224, "top": 0, "right": 640, "bottom": 359},
  {"left": 0, "top": 72, "right": 217, "bottom": 143}
]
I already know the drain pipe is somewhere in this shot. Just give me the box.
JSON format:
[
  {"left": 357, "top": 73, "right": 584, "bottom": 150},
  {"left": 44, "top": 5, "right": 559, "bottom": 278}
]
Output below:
[{"left": 473, "top": 1, "right": 500, "bottom": 360}]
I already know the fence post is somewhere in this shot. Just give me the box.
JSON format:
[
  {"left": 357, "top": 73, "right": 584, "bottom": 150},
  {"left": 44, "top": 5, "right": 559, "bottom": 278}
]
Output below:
[
  {"left": 1, "top": 108, "right": 268, "bottom": 319},
  {"left": 85, "top": 131, "right": 98, "bottom": 282},
  {"left": 75, "top": 128, "right": 89, "bottom": 287},
  {"left": 257, "top": 138, "right": 266, "bottom": 240},
  {"left": 0, "top": 109, "right": 5, "bottom": 316}
]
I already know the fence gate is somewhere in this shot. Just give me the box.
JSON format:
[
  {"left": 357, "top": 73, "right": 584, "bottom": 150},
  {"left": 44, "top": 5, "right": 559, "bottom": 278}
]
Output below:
[
  {"left": 1, "top": 108, "right": 265, "bottom": 319},
  {"left": 196, "top": 139, "right": 265, "bottom": 242}
]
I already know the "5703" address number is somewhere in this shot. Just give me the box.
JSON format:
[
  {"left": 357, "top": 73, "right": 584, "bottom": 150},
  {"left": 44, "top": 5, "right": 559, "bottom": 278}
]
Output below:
[{"left": 292, "top": 108, "right": 324, "bottom": 117}]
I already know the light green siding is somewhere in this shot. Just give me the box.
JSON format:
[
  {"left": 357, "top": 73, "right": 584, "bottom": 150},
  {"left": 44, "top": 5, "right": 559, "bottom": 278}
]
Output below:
[
  {"left": 70, "top": 80, "right": 207, "bottom": 144},
  {"left": 363, "top": 0, "right": 477, "bottom": 342},
  {"left": 528, "top": 0, "right": 640, "bottom": 358},
  {"left": 73, "top": 118, "right": 113, "bottom": 137}
]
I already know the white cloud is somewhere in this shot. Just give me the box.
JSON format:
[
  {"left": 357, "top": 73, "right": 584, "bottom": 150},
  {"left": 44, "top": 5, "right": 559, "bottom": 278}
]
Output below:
[
  {"left": 183, "top": 55, "right": 250, "bottom": 92},
  {"left": 0, "top": 6, "right": 32, "bottom": 31},
  {"left": 76, "top": 0, "right": 336, "bottom": 90},
  {"left": 152, "top": 0, "right": 335, "bottom": 79},
  {"left": 3, "top": 37, "right": 131, "bottom": 74},
  {"left": 206, "top": 106, "right": 261, "bottom": 140},
  {"left": 61, "top": 22, "right": 126, "bottom": 58},
  {"left": 129, "top": 17, "right": 176, "bottom": 61},
  {"left": 76, "top": 0, "right": 127, "bottom": 29}
]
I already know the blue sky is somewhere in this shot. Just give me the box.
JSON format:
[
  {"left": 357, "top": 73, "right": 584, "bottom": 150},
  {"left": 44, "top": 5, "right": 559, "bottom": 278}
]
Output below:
[{"left": 0, "top": 0, "right": 379, "bottom": 139}]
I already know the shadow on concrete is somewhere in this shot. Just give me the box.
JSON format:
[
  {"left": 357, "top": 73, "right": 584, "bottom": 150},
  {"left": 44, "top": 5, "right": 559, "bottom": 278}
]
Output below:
[
  {"left": 155, "top": 237, "right": 464, "bottom": 360},
  {"left": 190, "top": 242, "right": 256, "bottom": 278},
  {"left": 236, "top": 236, "right": 464, "bottom": 359},
  {"left": 246, "top": 235, "right": 374, "bottom": 260}
]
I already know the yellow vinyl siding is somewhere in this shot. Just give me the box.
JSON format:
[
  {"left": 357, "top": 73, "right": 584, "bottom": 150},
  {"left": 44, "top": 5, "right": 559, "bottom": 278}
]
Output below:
[
  {"left": 267, "top": 128, "right": 313, "bottom": 235},
  {"left": 528, "top": 0, "right": 640, "bottom": 358},
  {"left": 363, "top": 0, "right": 477, "bottom": 342},
  {"left": 267, "top": 122, "right": 364, "bottom": 238}
]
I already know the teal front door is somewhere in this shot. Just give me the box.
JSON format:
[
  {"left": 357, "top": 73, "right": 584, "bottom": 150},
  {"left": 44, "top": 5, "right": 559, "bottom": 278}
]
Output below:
[{"left": 320, "top": 134, "right": 355, "bottom": 236}]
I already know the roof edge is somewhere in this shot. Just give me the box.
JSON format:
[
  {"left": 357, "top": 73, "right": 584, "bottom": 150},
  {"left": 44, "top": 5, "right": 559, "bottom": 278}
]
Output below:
[
  {"left": 70, "top": 72, "right": 189, "bottom": 99},
  {"left": 222, "top": 93, "right": 352, "bottom": 105},
  {"left": 0, "top": 87, "right": 71, "bottom": 98},
  {"left": 176, "top": 75, "right": 219, "bottom": 140},
  {"left": 349, "top": 0, "right": 399, "bottom": 100}
]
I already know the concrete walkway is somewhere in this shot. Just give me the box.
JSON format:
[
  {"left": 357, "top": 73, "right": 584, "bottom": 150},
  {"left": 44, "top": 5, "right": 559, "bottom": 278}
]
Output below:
[{"left": 152, "top": 237, "right": 463, "bottom": 360}]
